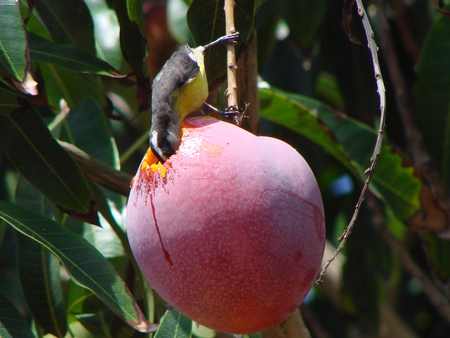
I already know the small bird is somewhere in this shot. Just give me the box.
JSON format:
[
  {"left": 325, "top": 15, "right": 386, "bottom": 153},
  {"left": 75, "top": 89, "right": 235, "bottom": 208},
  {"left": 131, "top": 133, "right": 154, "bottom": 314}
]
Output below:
[{"left": 150, "top": 33, "right": 239, "bottom": 162}]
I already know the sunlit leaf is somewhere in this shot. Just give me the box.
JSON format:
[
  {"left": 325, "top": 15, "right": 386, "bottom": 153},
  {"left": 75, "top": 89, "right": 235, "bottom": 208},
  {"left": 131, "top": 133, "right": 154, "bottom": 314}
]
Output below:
[
  {"left": 0, "top": 111, "right": 98, "bottom": 223},
  {"left": 84, "top": 0, "right": 122, "bottom": 69},
  {"left": 259, "top": 87, "right": 352, "bottom": 170},
  {"left": 154, "top": 309, "right": 192, "bottom": 338},
  {"left": 259, "top": 88, "right": 422, "bottom": 221},
  {"left": 0, "top": 0, "right": 37, "bottom": 95},
  {"left": 0, "top": 0, "right": 26, "bottom": 80},
  {"left": 0, "top": 200, "right": 156, "bottom": 333}
]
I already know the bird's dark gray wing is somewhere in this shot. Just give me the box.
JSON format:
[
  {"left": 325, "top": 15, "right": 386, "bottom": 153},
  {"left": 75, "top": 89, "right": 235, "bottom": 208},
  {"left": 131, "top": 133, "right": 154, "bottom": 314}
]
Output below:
[{"left": 150, "top": 45, "right": 200, "bottom": 162}]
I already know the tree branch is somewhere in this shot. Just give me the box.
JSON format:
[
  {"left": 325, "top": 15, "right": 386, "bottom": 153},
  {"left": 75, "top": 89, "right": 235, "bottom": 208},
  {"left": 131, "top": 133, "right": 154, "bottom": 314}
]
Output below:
[
  {"left": 59, "top": 140, "right": 132, "bottom": 196},
  {"left": 224, "top": 0, "right": 239, "bottom": 113}
]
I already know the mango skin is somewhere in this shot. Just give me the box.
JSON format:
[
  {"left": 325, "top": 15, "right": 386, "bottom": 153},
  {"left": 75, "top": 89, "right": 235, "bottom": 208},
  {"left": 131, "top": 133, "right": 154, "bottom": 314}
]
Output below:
[{"left": 126, "top": 117, "right": 325, "bottom": 334}]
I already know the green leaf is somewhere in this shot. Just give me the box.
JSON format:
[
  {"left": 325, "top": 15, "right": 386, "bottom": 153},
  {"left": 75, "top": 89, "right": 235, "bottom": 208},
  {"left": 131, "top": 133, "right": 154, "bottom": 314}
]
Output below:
[
  {"left": 422, "top": 234, "right": 450, "bottom": 281},
  {"left": 89, "top": 182, "right": 127, "bottom": 258},
  {"left": 15, "top": 177, "right": 67, "bottom": 337},
  {"left": 259, "top": 87, "right": 352, "bottom": 171},
  {"left": 0, "top": 111, "right": 98, "bottom": 223},
  {"left": 0, "top": 200, "right": 156, "bottom": 333},
  {"left": 67, "top": 97, "right": 119, "bottom": 168},
  {"left": 0, "top": 0, "right": 27, "bottom": 81},
  {"left": 28, "top": 33, "right": 123, "bottom": 77},
  {"left": 0, "top": 292, "right": 35, "bottom": 338},
  {"left": 154, "top": 309, "right": 192, "bottom": 338},
  {"left": 187, "top": 0, "right": 264, "bottom": 86},
  {"left": 17, "top": 236, "right": 67, "bottom": 337},
  {"left": 39, "top": 62, "right": 107, "bottom": 109},
  {"left": 33, "top": 0, "right": 95, "bottom": 54},
  {"left": 414, "top": 14, "right": 450, "bottom": 187},
  {"left": 342, "top": 207, "right": 385, "bottom": 333},
  {"left": 0, "top": 81, "right": 22, "bottom": 115},
  {"left": 126, "top": 0, "right": 146, "bottom": 37},
  {"left": 84, "top": 0, "right": 122, "bottom": 69},
  {"left": 114, "top": 0, "right": 147, "bottom": 72},
  {"left": 281, "top": 0, "right": 328, "bottom": 50},
  {"left": 0, "top": 0, "right": 37, "bottom": 95},
  {"left": 113, "top": 0, "right": 150, "bottom": 112},
  {"left": 259, "top": 88, "right": 422, "bottom": 221}
]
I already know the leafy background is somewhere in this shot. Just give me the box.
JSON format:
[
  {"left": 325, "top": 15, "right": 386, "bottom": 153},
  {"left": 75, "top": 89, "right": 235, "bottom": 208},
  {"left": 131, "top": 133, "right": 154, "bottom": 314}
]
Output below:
[{"left": 1, "top": 0, "right": 450, "bottom": 337}]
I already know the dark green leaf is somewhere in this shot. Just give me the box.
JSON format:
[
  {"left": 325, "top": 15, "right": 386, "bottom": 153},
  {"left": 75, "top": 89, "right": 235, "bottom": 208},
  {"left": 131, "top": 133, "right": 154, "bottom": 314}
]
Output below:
[
  {"left": 281, "top": 0, "right": 328, "bottom": 50},
  {"left": 33, "top": 0, "right": 95, "bottom": 54},
  {"left": 114, "top": 0, "right": 147, "bottom": 72},
  {"left": 67, "top": 97, "right": 118, "bottom": 168},
  {"left": 28, "top": 33, "right": 123, "bottom": 77},
  {"left": 430, "top": 0, "right": 450, "bottom": 17},
  {"left": 0, "top": 0, "right": 37, "bottom": 95},
  {"left": 342, "top": 207, "right": 384, "bottom": 333},
  {"left": 15, "top": 176, "right": 67, "bottom": 337},
  {"left": 17, "top": 236, "right": 67, "bottom": 337},
  {"left": 39, "top": 62, "right": 107, "bottom": 109},
  {"left": 126, "top": 0, "right": 146, "bottom": 36},
  {"left": 113, "top": 0, "right": 149, "bottom": 112},
  {"left": 0, "top": 82, "right": 22, "bottom": 115},
  {"left": 0, "top": 292, "right": 35, "bottom": 338},
  {"left": 154, "top": 309, "right": 192, "bottom": 338},
  {"left": 414, "top": 14, "right": 450, "bottom": 187},
  {"left": 0, "top": 111, "right": 98, "bottom": 223},
  {"left": 0, "top": 200, "right": 156, "bottom": 333},
  {"left": 422, "top": 234, "right": 450, "bottom": 281},
  {"left": 260, "top": 88, "right": 422, "bottom": 221}
]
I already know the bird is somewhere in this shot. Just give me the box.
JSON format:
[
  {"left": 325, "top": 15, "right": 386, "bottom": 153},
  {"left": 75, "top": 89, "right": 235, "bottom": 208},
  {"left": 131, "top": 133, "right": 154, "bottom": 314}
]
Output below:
[{"left": 149, "top": 33, "right": 239, "bottom": 162}]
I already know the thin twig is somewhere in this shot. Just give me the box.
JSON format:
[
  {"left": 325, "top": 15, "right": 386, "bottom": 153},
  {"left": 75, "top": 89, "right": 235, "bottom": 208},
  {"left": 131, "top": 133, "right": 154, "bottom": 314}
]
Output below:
[
  {"left": 224, "top": 0, "right": 239, "bottom": 113},
  {"left": 316, "top": 0, "right": 386, "bottom": 285}
]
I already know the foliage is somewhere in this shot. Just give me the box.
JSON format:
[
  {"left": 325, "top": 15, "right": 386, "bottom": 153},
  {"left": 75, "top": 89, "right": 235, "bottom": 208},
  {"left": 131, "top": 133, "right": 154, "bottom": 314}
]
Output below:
[{"left": 0, "top": 0, "right": 450, "bottom": 337}]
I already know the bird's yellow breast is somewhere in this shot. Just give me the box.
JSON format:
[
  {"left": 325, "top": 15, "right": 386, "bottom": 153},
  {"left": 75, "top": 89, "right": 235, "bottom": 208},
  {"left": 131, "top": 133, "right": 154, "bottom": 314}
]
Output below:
[{"left": 174, "top": 48, "right": 208, "bottom": 120}]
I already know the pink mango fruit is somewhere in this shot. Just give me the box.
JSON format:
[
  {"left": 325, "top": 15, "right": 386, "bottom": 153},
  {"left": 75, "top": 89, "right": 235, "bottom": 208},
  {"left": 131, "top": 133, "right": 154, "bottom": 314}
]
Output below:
[{"left": 126, "top": 117, "right": 325, "bottom": 334}]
